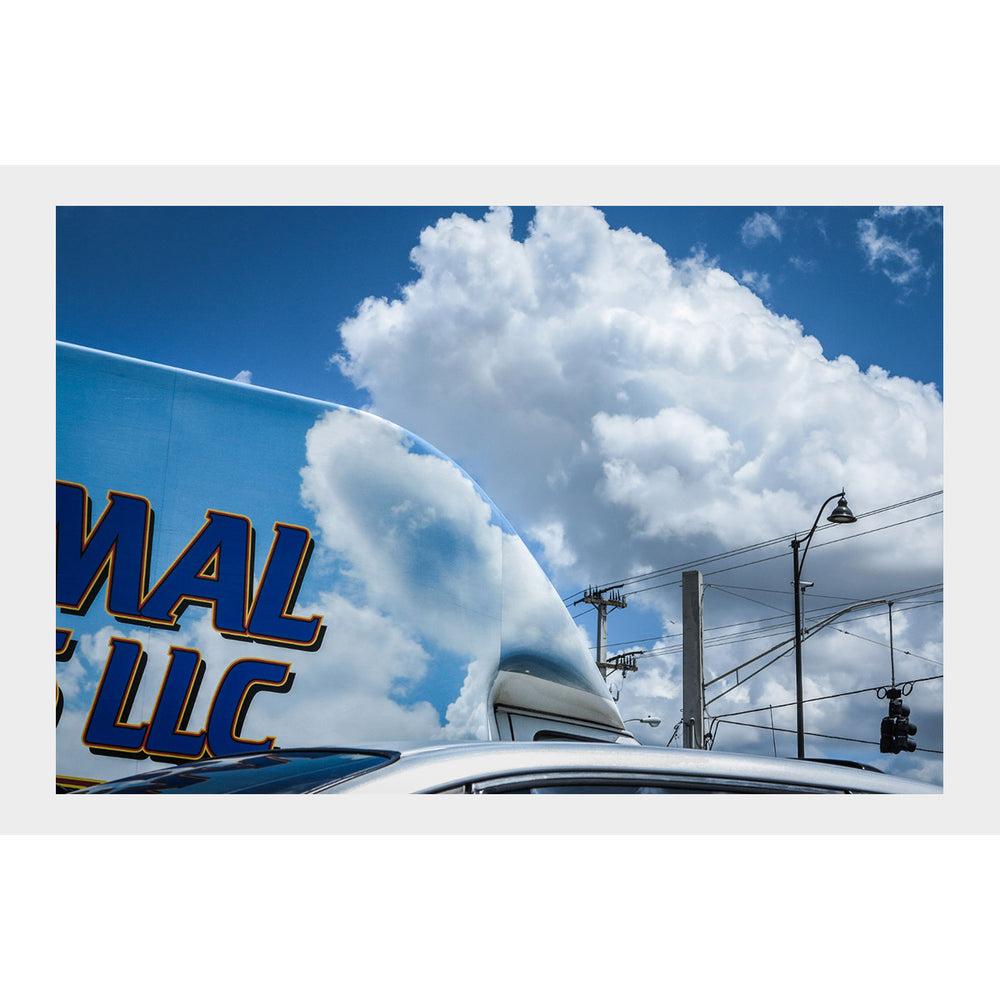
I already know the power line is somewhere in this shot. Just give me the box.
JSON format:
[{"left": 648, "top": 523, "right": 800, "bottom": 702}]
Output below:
[
  {"left": 827, "top": 627, "right": 943, "bottom": 668},
  {"left": 621, "top": 508, "right": 942, "bottom": 599},
  {"left": 611, "top": 588, "right": 941, "bottom": 659},
  {"left": 710, "top": 581, "right": 943, "bottom": 603},
  {"left": 562, "top": 490, "right": 942, "bottom": 604},
  {"left": 714, "top": 718, "right": 943, "bottom": 754},
  {"left": 709, "top": 674, "right": 944, "bottom": 721},
  {"left": 703, "top": 587, "right": 943, "bottom": 645},
  {"left": 705, "top": 644, "right": 794, "bottom": 707},
  {"left": 598, "top": 582, "right": 942, "bottom": 643},
  {"left": 700, "top": 599, "right": 943, "bottom": 707},
  {"left": 566, "top": 493, "right": 943, "bottom": 751}
]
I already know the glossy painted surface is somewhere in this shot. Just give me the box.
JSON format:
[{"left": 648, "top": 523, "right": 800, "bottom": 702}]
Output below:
[
  {"left": 71, "top": 741, "right": 938, "bottom": 794},
  {"left": 57, "top": 344, "right": 623, "bottom": 785},
  {"left": 327, "top": 742, "right": 938, "bottom": 794}
]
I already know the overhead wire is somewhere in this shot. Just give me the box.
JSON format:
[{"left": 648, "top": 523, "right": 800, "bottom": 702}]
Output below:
[
  {"left": 621, "top": 508, "right": 942, "bottom": 599},
  {"left": 714, "top": 718, "right": 942, "bottom": 754},
  {"left": 568, "top": 491, "right": 943, "bottom": 741},
  {"left": 562, "top": 490, "right": 942, "bottom": 604},
  {"left": 706, "top": 674, "right": 945, "bottom": 753},
  {"left": 702, "top": 595, "right": 942, "bottom": 702},
  {"left": 710, "top": 675, "right": 944, "bottom": 720},
  {"left": 603, "top": 587, "right": 941, "bottom": 660}
]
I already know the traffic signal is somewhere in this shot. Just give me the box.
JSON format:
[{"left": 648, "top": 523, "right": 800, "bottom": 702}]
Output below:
[{"left": 879, "top": 688, "right": 917, "bottom": 753}]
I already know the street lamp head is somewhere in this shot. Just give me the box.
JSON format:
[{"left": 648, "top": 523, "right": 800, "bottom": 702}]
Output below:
[
  {"left": 827, "top": 495, "right": 857, "bottom": 524},
  {"left": 625, "top": 715, "right": 662, "bottom": 728}
]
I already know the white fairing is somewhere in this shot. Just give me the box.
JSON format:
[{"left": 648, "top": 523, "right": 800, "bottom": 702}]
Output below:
[{"left": 56, "top": 344, "right": 626, "bottom": 786}]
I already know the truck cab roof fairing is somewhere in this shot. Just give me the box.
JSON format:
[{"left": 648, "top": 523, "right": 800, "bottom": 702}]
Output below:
[{"left": 56, "top": 343, "right": 626, "bottom": 785}]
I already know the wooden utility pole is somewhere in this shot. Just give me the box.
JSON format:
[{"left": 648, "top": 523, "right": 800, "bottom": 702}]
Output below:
[{"left": 682, "top": 570, "right": 705, "bottom": 749}]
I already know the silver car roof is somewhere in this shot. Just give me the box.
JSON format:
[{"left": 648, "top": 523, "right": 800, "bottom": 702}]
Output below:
[{"left": 321, "top": 741, "right": 937, "bottom": 794}]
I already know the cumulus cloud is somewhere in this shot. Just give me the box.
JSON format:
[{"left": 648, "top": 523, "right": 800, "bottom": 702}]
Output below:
[
  {"left": 333, "top": 206, "right": 942, "bottom": 779},
  {"left": 739, "top": 270, "right": 771, "bottom": 296},
  {"left": 233, "top": 369, "right": 253, "bottom": 384},
  {"left": 338, "top": 207, "right": 940, "bottom": 552}
]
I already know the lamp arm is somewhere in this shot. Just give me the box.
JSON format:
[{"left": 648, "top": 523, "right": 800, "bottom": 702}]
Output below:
[
  {"left": 796, "top": 492, "right": 846, "bottom": 568},
  {"left": 800, "top": 597, "right": 888, "bottom": 641}
]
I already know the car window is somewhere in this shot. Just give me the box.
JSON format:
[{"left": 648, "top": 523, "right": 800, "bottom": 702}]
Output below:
[
  {"left": 78, "top": 749, "right": 399, "bottom": 793},
  {"left": 463, "top": 771, "right": 843, "bottom": 794}
]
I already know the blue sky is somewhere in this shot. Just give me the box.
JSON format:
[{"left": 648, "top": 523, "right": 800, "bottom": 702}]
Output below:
[
  {"left": 57, "top": 205, "right": 943, "bottom": 400},
  {"left": 56, "top": 204, "right": 944, "bottom": 782}
]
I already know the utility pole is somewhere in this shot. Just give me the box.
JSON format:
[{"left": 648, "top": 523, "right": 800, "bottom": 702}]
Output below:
[
  {"left": 576, "top": 586, "right": 628, "bottom": 680},
  {"left": 682, "top": 570, "right": 705, "bottom": 749},
  {"left": 603, "top": 651, "right": 638, "bottom": 698}
]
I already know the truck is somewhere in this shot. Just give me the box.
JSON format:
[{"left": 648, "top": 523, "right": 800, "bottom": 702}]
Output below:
[{"left": 56, "top": 342, "right": 629, "bottom": 791}]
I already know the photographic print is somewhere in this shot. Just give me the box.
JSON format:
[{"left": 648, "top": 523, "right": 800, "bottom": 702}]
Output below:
[{"left": 55, "top": 200, "right": 943, "bottom": 795}]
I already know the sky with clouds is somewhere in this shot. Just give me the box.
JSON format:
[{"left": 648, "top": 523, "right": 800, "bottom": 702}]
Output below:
[{"left": 57, "top": 204, "right": 944, "bottom": 783}]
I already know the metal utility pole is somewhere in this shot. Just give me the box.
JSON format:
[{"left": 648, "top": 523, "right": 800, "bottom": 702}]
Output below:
[
  {"left": 682, "top": 570, "right": 705, "bottom": 749},
  {"left": 576, "top": 586, "right": 628, "bottom": 680},
  {"left": 790, "top": 492, "right": 857, "bottom": 759}
]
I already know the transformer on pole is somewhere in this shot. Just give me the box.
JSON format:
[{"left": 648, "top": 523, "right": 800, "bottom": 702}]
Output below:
[{"left": 576, "top": 586, "right": 628, "bottom": 680}]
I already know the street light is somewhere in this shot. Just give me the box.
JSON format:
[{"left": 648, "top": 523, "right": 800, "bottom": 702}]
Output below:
[
  {"left": 790, "top": 491, "right": 857, "bottom": 759},
  {"left": 624, "top": 715, "right": 661, "bottom": 728}
]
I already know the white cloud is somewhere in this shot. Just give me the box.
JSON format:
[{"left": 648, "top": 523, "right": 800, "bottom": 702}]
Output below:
[
  {"left": 740, "top": 211, "right": 782, "bottom": 246},
  {"left": 298, "top": 407, "right": 508, "bottom": 740},
  {"left": 858, "top": 206, "right": 941, "bottom": 289},
  {"left": 875, "top": 206, "right": 943, "bottom": 228},
  {"left": 339, "top": 206, "right": 940, "bottom": 554},
  {"left": 740, "top": 270, "right": 771, "bottom": 296},
  {"left": 333, "top": 206, "right": 943, "bottom": 776},
  {"left": 233, "top": 369, "right": 253, "bottom": 384},
  {"left": 857, "top": 218, "right": 923, "bottom": 286},
  {"left": 298, "top": 405, "right": 607, "bottom": 741},
  {"left": 526, "top": 519, "right": 577, "bottom": 569},
  {"left": 300, "top": 408, "right": 504, "bottom": 661}
]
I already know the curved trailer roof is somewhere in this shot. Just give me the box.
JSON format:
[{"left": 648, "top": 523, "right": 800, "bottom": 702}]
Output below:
[{"left": 56, "top": 343, "right": 626, "bottom": 787}]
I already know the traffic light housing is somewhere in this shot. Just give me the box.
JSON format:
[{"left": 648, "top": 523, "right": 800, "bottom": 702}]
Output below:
[{"left": 879, "top": 688, "right": 917, "bottom": 753}]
